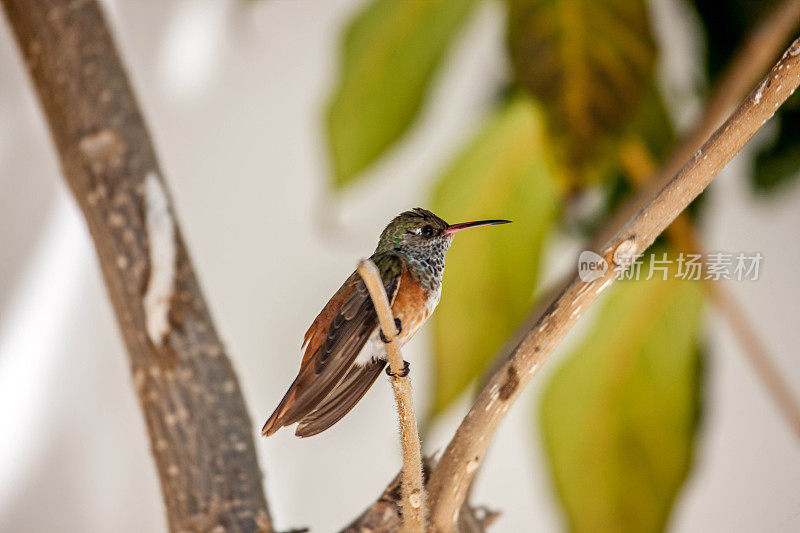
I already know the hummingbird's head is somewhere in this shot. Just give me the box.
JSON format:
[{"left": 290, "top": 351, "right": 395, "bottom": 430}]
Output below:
[{"left": 376, "top": 208, "right": 510, "bottom": 256}]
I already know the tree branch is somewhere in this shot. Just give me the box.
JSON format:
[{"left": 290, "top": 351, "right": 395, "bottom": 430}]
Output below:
[
  {"left": 479, "top": 0, "right": 800, "bottom": 446},
  {"left": 479, "top": 0, "right": 800, "bottom": 406},
  {"left": 1, "top": 0, "right": 272, "bottom": 530},
  {"left": 341, "top": 457, "right": 498, "bottom": 533},
  {"left": 619, "top": 137, "right": 800, "bottom": 439},
  {"left": 357, "top": 260, "right": 427, "bottom": 533},
  {"left": 426, "top": 36, "right": 800, "bottom": 532},
  {"left": 594, "top": 0, "right": 800, "bottom": 247}
]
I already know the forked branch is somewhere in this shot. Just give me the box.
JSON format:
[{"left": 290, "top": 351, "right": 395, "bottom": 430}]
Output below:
[
  {"left": 426, "top": 36, "right": 800, "bottom": 532},
  {"left": 358, "top": 260, "right": 427, "bottom": 533}
]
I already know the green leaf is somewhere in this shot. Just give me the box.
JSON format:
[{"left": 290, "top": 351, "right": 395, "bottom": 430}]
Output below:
[
  {"left": 326, "top": 0, "right": 477, "bottom": 188},
  {"left": 506, "top": 0, "right": 656, "bottom": 171},
  {"left": 430, "top": 95, "right": 561, "bottom": 416},
  {"left": 624, "top": 83, "right": 675, "bottom": 164},
  {"left": 595, "top": 84, "right": 676, "bottom": 223},
  {"left": 540, "top": 253, "right": 704, "bottom": 533}
]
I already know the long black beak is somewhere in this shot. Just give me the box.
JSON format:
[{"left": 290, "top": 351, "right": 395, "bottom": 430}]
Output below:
[{"left": 443, "top": 219, "right": 511, "bottom": 235}]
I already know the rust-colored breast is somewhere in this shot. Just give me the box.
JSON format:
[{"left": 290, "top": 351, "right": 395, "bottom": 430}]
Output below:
[{"left": 391, "top": 267, "right": 431, "bottom": 345}]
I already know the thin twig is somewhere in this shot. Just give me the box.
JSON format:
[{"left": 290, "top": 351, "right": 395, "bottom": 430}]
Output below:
[
  {"left": 358, "top": 260, "right": 427, "bottom": 533},
  {"left": 479, "top": 0, "right": 800, "bottom": 404},
  {"left": 426, "top": 37, "right": 800, "bottom": 532},
  {"left": 340, "top": 457, "right": 495, "bottom": 533},
  {"left": 468, "top": 0, "right": 800, "bottom": 506},
  {"left": 619, "top": 138, "right": 800, "bottom": 439},
  {"left": 708, "top": 284, "right": 800, "bottom": 437},
  {"left": 479, "top": 0, "right": 800, "bottom": 445},
  {"left": 594, "top": 0, "right": 800, "bottom": 247}
]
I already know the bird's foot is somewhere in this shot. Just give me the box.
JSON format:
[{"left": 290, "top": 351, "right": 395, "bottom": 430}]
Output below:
[
  {"left": 386, "top": 360, "right": 411, "bottom": 378},
  {"left": 379, "top": 318, "right": 402, "bottom": 343}
]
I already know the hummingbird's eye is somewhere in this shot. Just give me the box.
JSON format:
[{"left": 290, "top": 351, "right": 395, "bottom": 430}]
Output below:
[{"left": 421, "top": 225, "right": 434, "bottom": 237}]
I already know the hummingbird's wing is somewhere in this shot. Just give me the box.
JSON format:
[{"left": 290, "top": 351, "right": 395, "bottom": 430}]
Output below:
[
  {"left": 261, "top": 253, "right": 402, "bottom": 437},
  {"left": 294, "top": 357, "right": 385, "bottom": 437}
]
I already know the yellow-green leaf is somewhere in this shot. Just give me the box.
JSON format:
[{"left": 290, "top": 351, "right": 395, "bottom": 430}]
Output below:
[
  {"left": 506, "top": 0, "right": 656, "bottom": 170},
  {"left": 430, "top": 96, "right": 561, "bottom": 415},
  {"left": 541, "top": 253, "right": 704, "bottom": 533},
  {"left": 326, "top": 0, "right": 477, "bottom": 188}
]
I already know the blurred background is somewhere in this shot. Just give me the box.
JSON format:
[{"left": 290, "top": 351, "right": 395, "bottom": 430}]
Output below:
[{"left": 0, "top": 0, "right": 798, "bottom": 531}]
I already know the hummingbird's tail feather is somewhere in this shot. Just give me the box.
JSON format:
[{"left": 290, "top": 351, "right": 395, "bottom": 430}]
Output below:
[
  {"left": 261, "top": 349, "right": 355, "bottom": 436},
  {"left": 261, "top": 372, "right": 301, "bottom": 436},
  {"left": 295, "top": 358, "right": 386, "bottom": 437},
  {"left": 262, "top": 255, "right": 403, "bottom": 437}
]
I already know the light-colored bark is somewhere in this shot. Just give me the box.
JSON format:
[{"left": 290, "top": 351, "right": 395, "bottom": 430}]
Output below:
[
  {"left": 358, "top": 260, "right": 427, "bottom": 533},
  {"left": 594, "top": 0, "right": 800, "bottom": 246},
  {"left": 341, "top": 458, "right": 498, "bottom": 533},
  {"left": 480, "top": 0, "right": 800, "bottom": 408},
  {"left": 619, "top": 138, "right": 800, "bottom": 440},
  {"left": 427, "top": 36, "right": 800, "bottom": 532}
]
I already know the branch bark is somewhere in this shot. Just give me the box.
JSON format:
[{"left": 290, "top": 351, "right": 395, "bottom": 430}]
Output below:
[
  {"left": 341, "top": 458, "right": 497, "bottom": 533},
  {"left": 358, "top": 260, "right": 427, "bottom": 533},
  {"left": 1, "top": 0, "right": 272, "bottom": 530},
  {"left": 594, "top": 0, "right": 800, "bottom": 247},
  {"left": 480, "top": 0, "right": 800, "bottom": 407},
  {"left": 426, "top": 36, "right": 800, "bottom": 532},
  {"left": 619, "top": 137, "right": 800, "bottom": 440}
]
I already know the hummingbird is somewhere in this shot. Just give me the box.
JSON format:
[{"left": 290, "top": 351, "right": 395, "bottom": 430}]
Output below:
[{"left": 262, "top": 208, "right": 510, "bottom": 437}]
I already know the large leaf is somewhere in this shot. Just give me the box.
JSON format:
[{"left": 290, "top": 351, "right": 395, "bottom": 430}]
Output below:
[
  {"left": 430, "top": 96, "right": 561, "bottom": 415},
  {"left": 541, "top": 253, "right": 704, "bottom": 533},
  {"left": 506, "top": 0, "right": 656, "bottom": 172},
  {"left": 690, "top": 0, "right": 800, "bottom": 192},
  {"left": 326, "top": 0, "right": 477, "bottom": 188},
  {"left": 595, "top": 84, "right": 676, "bottom": 228},
  {"left": 624, "top": 83, "right": 675, "bottom": 165}
]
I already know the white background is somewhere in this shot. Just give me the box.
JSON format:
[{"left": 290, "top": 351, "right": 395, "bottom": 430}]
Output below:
[{"left": 0, "top": 1, "right": 798, "bottom": 531}]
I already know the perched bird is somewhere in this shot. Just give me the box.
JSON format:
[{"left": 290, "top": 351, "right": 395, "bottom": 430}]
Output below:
[{"left": 262, "top": 208, "right": 510, "bottom": 437}]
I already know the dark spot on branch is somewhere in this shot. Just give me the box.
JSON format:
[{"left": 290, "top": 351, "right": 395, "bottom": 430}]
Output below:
[
  {"left": 167, "top": 291, "right": 186, "bottom": 330},
  {"left": 499, "top": 365, "right": 519, "bottom": 401},
  {"left": 149, "top": 336, "right": 179, "bottom": 371}
]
